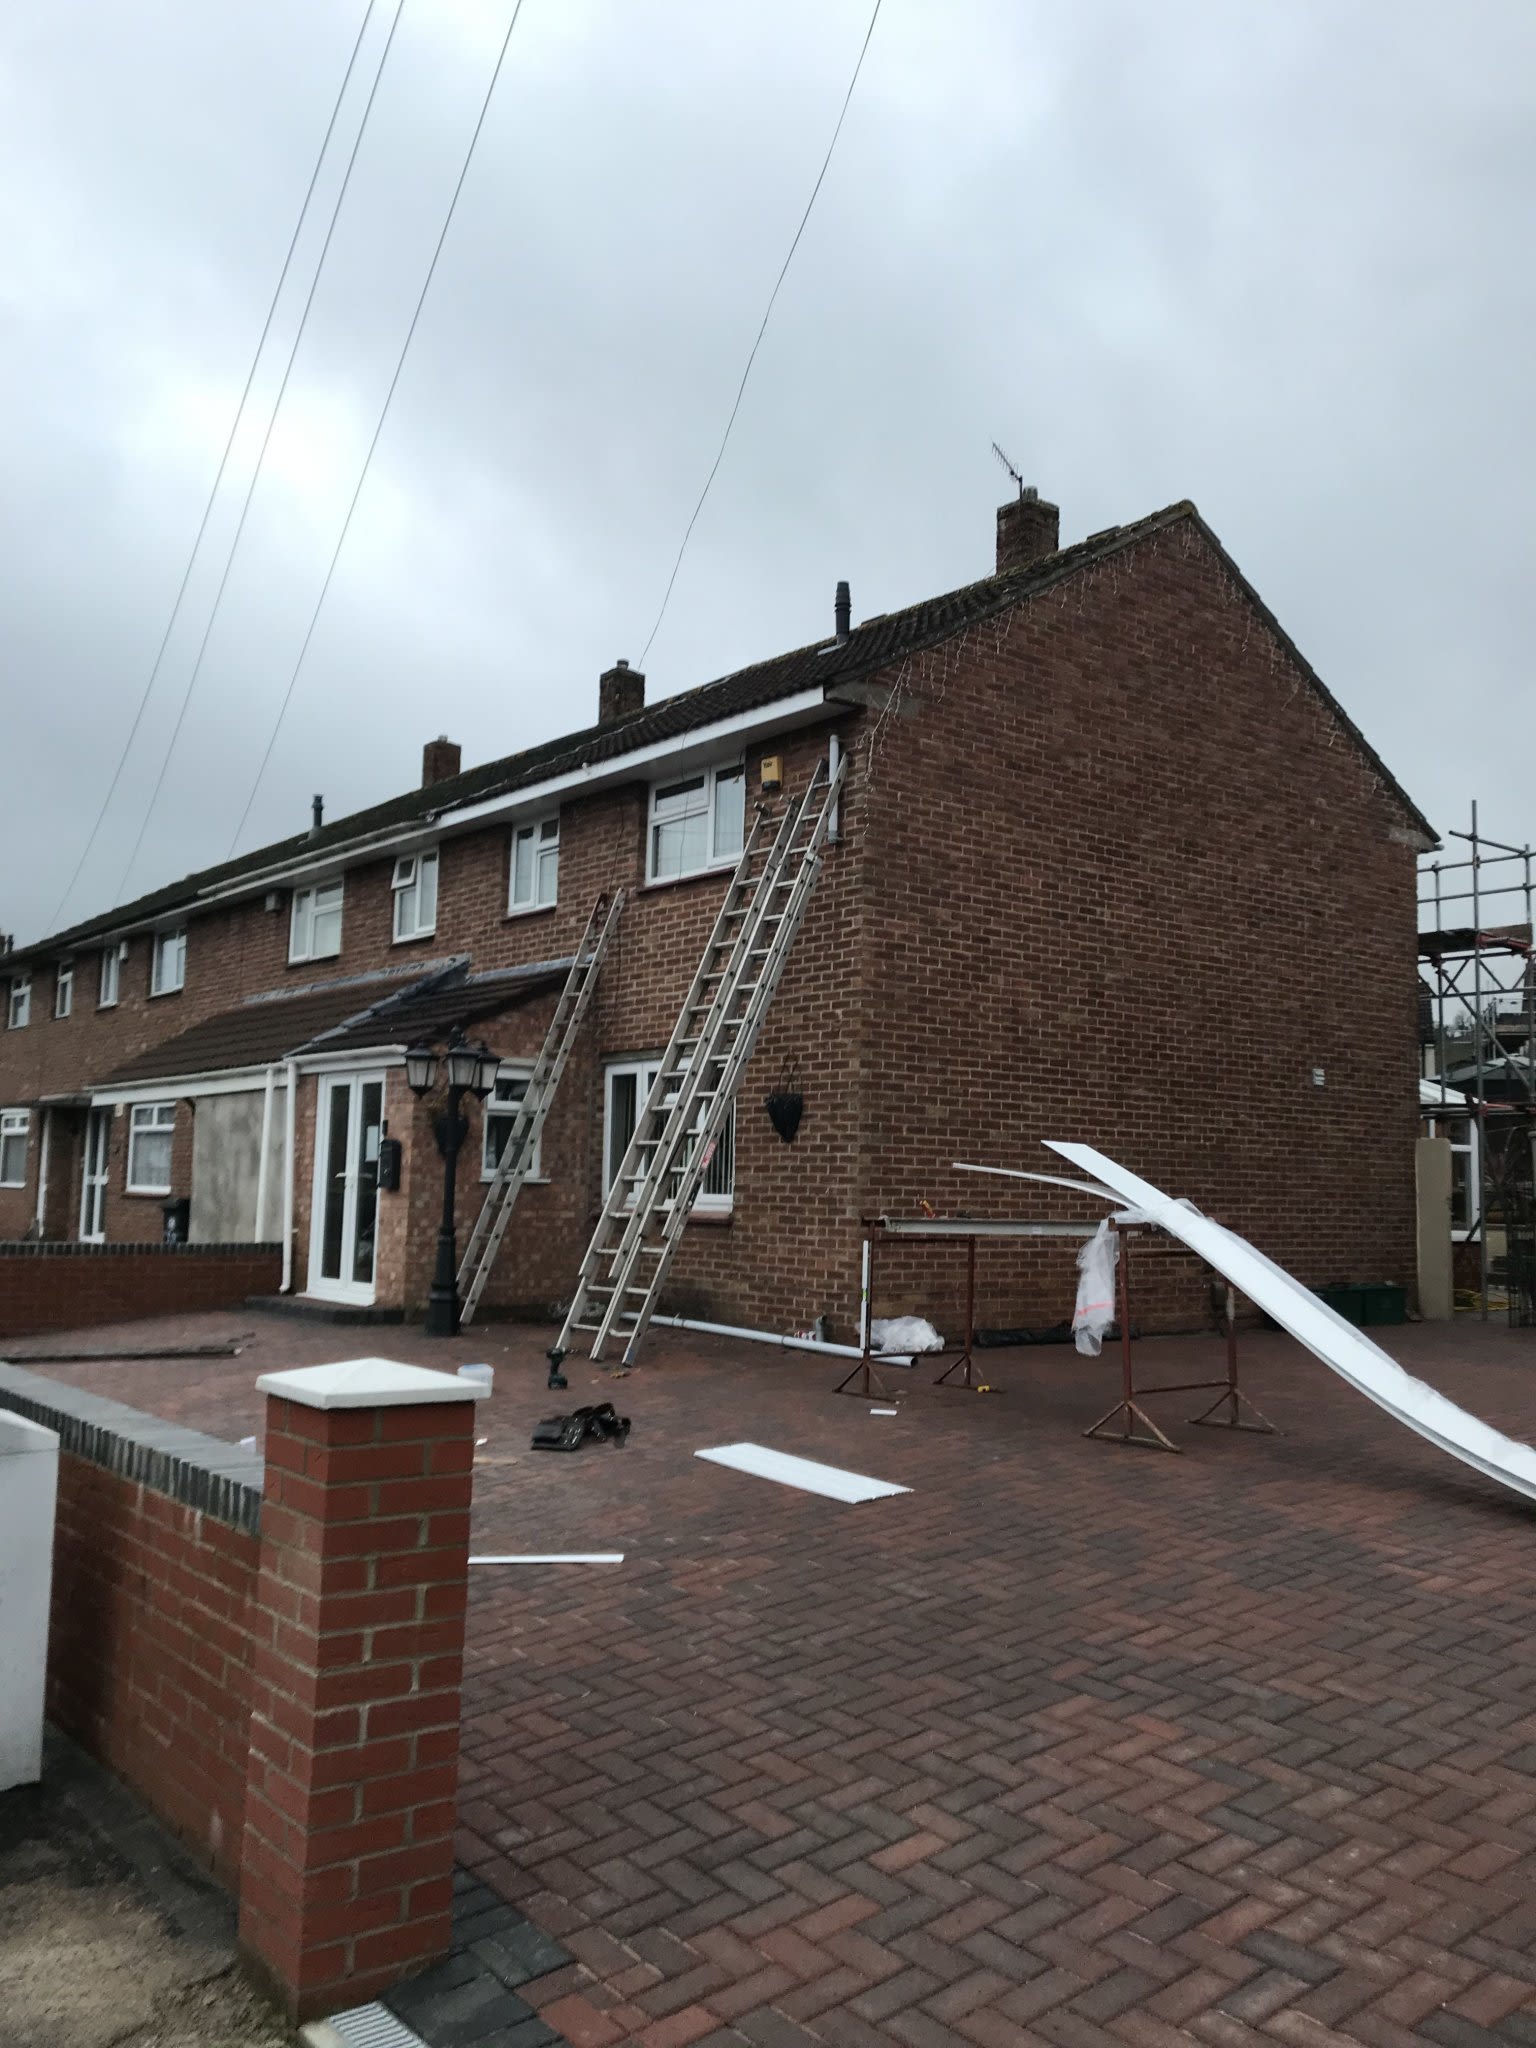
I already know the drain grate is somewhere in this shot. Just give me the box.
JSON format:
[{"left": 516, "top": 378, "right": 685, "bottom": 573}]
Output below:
[{"left": 325, "top": 2003, "right": 430, "bottom": 2048}]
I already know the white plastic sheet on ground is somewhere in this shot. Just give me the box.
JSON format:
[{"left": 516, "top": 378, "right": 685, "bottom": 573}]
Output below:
[
  {"left": 870, "top": 1316, "right": 945, "bottom": 1355},
  {"left": 1072, "top": 1220, "right": 1118, "bottom": 1355},
  {"left": 958, "top": 1142, "right": 1536, "bottom": 1507},
  {"left": 695, "top": 1443, "right": 910, "bottom": 1502}
]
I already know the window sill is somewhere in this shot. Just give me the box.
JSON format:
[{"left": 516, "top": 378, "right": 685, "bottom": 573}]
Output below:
[
  {"left": 147, "top": 989, "right": 184, "bottom": 1001},
  {"left": 642, "top": 860, "right": 739, "bottom": 895},
  {"left": 0, "top": 1181, "right": 26, "bottom": 1192},
  {"left": 287, "top": 956, "right": 341, "bottom": 971},
  {"left": 125, "top": 1186, "right": 172, "bottom": 1199},
  {"left": 687, "top": 1205, "right": 734, "bottom": 1226},
  {"left": 391, "top": 930, "right": 438, "bottom": 947},
  {"left": 505, "top": 902, "right": 557, "bottom": 922},
  {"left": 479, "top": 1173, "right": 550, "bottom": 1187},
  {"left": 97, "top": 1001, "right": 119, "bottom": 1012}
]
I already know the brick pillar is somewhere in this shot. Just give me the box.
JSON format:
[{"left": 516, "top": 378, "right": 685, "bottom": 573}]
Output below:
[{"left": 238, "top": 1358, "right": 486, "bottom": 2021}]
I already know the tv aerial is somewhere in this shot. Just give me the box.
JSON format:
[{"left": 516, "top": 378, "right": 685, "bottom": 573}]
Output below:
[{"left": 991, "top": 441, "right": 1029, "bottom": 501}]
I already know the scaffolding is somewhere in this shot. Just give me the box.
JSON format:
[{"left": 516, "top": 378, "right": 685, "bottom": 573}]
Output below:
[{"left": 1418, "top": 803, "right": 1536, "bottom": 1324}]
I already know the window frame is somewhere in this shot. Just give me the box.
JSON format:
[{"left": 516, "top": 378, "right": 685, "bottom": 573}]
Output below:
[
  {"left": 508, "top": 815, "right": 559, "bottom": 915},
  {"left": 7, "top": 976, "right": 31, "bottom": 1030},
  {"left": 602, "top": 1056, "right": 734, "bottom": 1214},
  {"left": 289, "top": 881, "right": 344, "bottom": 965},
  {"left": 0, "top": 1108, "right": 29, "bottom": 1188},
  {"left": 1425, "top": 1111, "right": 1480, "bottom": 1242},
  {"left": 150, "top": 929, "right": 187, "bottom": 997},
  {"left": 98, "top": 944, "right": 121, "bottom": 1009},
  {"left": 392, "top": 849, "right": 439, "bottom": 943},
  {"left": 126, "top": 1101, "right": 177, "bottom": 1196},
  {"left": 480, "top": 1064, "right": 544, "bottom": 1182},
  {"left": 646, "top": 760, "right": 746, "bottom": 885},
  {"left": 54, "top": 960, "right": 73, "bottom": 1019}
]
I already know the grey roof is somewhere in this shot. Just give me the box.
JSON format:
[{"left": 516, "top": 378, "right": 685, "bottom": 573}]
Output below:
[{"left": 14, "top": 500, "right": 1434, "bottom": 967}]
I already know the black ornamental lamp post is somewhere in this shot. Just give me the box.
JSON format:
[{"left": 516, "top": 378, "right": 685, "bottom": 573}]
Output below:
[{"left": 405, "top": 1027, "right": 500, "bottom": 1338}]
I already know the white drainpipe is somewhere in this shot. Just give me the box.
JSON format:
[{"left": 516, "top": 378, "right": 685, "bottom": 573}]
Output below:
[
  {"left": 280, "top": 1060, "right": 298, "bottom": 1290},
  {"left": 827, "top": 732, "right": 842, "bottom": 843},
  {"left": 649, "top": 1311, "right": 910, "bottom": 1365},
  {"left": 253, "top": 1065, "right": 276, "bottom": 1244}
]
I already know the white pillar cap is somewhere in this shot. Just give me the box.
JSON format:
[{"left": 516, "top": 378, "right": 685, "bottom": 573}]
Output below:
[{"left": 255, "top": 1358, "right": 488, "bottom": 1411}]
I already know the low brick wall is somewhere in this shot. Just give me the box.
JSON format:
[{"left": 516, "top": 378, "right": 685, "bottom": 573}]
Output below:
[
  {"left": 0, "top": 1242, "right": 281, "bottom": 1341},
  {"left": 0, "top": 1358, "right": 482, "bottom": 2020}
]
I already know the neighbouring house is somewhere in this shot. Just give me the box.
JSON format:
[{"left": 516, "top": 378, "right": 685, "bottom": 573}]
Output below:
[{"left": 0, "top": 490, "right": 1435, "bottom": 1340}]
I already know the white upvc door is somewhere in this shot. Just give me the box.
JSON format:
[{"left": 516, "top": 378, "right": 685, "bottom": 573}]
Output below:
[
  {"left": 308, "top": 1072, "right": 386, "bottom": 1304},
  {"left": 79, "top": 1109, "right": 110, "bottom": 1243}
]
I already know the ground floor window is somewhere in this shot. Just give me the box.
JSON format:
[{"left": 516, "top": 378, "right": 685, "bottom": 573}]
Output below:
[
  {"left": 482, "top": 1067, "right": 541, "bottom": 1179},
  {"left": 126, "top": 1102, "right": 176, "bottom": 1194},
  {"left": 1425, "top": 1113, "right": 1479, "bottom": 1239},
  {"left": 604, "top": 1059, "right": 734, "bottom": 1210},
  {"left": 0, "top": 1108, "right": 29, "bottom": 1187}
]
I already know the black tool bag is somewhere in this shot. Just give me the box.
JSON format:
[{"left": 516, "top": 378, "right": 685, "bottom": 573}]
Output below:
[{"left": 530, "top": 1402, "right": 631, "bottom": 1453}]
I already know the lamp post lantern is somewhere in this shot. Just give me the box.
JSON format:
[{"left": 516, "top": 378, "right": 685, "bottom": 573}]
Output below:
[{"left": 405, "top": 1027, "right": 499, "bottom": 1338}]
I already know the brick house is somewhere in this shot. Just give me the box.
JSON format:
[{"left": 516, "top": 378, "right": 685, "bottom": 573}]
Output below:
[{"left": 0, "top": 492, "right": 1435, "bottom": 1340}]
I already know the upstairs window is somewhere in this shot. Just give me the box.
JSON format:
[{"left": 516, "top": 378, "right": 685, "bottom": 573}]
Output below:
[
  {"left": 151, "top": 929, "right": 186, "bottom": 996},
  {"left": 603, "top": 1058, "right": 734, "bottom": 1212},
  {"left": 7, "top": 977, "right": 31, "bottom": 1029},
  {"left": 509, "top": 816, "right": 559, "bottom": 912},
  {"left": 482, "top": 1067, "right": 542, "bottom": 1181},
  {"left": 127, "top": 1101, "right": 176, "bottom": 1194},
  {"left": 289, "top": 882, "right": 343, "bottom": 964},
  {"left": 392, "top": 850, "right": 439, "bottom": 942},
  {"left": 55, "top": 960, "right": 73, "bottom": 1018},
  {"left": 0, "top": 1108, "right": 28, "bottom": 1187},
  {"left": 648, "top": 762, "right": 745, "bottom": 883},
  {"left": 99, "top": 944, "right": 121, "bottom": 1008}
]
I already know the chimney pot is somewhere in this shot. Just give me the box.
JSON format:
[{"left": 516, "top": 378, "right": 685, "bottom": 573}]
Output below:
[
  {"left": 834, "top": 580, "right": 851, "bottom": 641},
  {"left": 310, "top": 793, "right": 324, "bottom": 836},
  {"left": 599, "top": 660, "right": 646, "bottom": 726},
  {"left": 995, "top": 491, "right": 1060, "bottom": 574},
  {"left": 422, "top": 735, "right": 462, "bottom": 787}
]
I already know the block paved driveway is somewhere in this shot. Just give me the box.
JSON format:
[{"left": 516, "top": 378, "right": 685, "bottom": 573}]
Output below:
[{"left": 21, "top": 1310, "right": 1536, "bottom": 2048}]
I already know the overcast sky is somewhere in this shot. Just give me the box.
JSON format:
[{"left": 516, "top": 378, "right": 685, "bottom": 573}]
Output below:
[{"left": 2, "top": 0, "right": 1532, "bottom": 943}]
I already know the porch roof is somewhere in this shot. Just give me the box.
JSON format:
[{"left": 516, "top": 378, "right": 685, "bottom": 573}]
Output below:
[{"left": 292, "top": 959, "right": 572, "bottom": 1057}]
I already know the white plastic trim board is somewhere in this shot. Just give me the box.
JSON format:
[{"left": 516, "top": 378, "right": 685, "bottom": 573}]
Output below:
[
  {"left": 470, "top": 1553, "right": 624, "bottom": 1565},
  {"left": 964, "top": 1141, "right": 1536, "bottom": 1508},
  {"left": 695, "top": 1443, "right": 910, "bottom": 1501}
]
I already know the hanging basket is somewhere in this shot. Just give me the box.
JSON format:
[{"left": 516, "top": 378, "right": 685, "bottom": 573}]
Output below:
[{"left": 764, "top": 1091, "right": 804, "bottom": 1144}]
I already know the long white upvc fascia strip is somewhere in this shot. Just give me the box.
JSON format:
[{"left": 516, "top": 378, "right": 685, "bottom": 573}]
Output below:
[
  {"left": 296, "top": 1047, "right": 408, "bottom": 1075},
  {"left": 90, "top": 1065, "right": 292, "bottom": 1107},
  {"left": 192, "top": 688, "right": 835, "bottom": 912}
]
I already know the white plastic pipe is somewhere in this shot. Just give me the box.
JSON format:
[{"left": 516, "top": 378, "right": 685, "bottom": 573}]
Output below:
[
  {"left": 33, "top": 1108, "right": 50, "bottom": 1236},
  {"left": 859, "top": 1236, "right": 872, "bottom": 1351},
  {"left": 649, "top": 1312, "right": 912, "bottom": 1366},
  {"left": 280, "top": 1060, "right": 298, "bottom": 1291}
]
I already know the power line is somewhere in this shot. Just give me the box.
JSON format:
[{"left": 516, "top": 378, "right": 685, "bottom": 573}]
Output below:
[
  {"left": 117, "top": 0, "right": 409, "bottom": 901},
  {"left": 638, "top": 0, "right": 884, "bottom": 668},
  {"left": 226, "top": 0, "right": 528, "bottom": 860},
  {"left": 47, "top": 0, "right": 381, "bottom": 934}
]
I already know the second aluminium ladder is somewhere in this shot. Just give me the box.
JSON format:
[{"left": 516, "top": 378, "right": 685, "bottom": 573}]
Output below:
[
  {"left": 457, "top": 889, "right": 624, "bottom": 1326},
  {"left": 550, "top": 753, "right": 848, "bottom": 1371}
]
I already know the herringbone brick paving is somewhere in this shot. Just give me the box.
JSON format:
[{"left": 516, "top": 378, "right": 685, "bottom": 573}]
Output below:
[{"left": 21, "top": 1310, "right": 1536, "bottom": 2047}]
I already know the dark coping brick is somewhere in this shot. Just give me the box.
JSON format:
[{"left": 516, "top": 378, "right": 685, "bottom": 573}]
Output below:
[{"left": 0, "top": 1362, "right": 262, "bottom": 1532}]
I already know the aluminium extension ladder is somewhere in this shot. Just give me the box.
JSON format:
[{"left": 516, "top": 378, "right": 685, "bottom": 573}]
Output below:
[
  {"left": 549, "top": 753, "right": 849, "bottom": 1372},
  {"left": 456, "top": 889, "right": 625, "bottom": 1326}
]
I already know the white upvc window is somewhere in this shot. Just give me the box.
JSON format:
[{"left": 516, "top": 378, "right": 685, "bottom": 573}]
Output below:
[
  {"left": 0, "top": 1108, "right": 29, "bottom": 1187},
  {"left": 289, "top": 882, "right": 343, "bottom": 963},
  {"left": 7, "top": 977, "right": 31, "bottom": 1029},
  {"left": 392, "top": 850, "right": 439, "bottom": 942},
  {"left": 99, "top": 944, "right": 121, "bottom": 1008},
  {"left": 509, "top": 816, "right": 559, "bottom": 912},
  {"left": 126, "top": 1101, "right": 176, "bottom": 1195},
  {"left": 603, "top": 1058, "right": 734, "bottom": 1212},
  {"left": 151, "top": 929, "right": 186, "bottom": 995},
  {"left": 647, "top": 761, "right": 746, "bottom": 883},
  {"left": 1427, "top": 1113, "right": 1480, "bottom": 1241},
  {"left": 55, "top": 960, "right": 73, "bottom": 1018},
  {"left": 481, "top": 1066, "right": 542, "bottom": 1181}
]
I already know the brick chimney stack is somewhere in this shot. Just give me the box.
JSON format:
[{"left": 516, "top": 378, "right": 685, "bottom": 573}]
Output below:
[
  {"left": 599, "top": 660, "right": 645, "bottom": 726},
  {"left": 422, "top": 736, "right": 461, "bottom": 787},
  {"left": 996, "top": 488, "right": 1060, "bottom": 574}
]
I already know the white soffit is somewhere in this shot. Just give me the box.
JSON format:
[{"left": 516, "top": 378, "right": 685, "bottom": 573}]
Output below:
[{"left": 695, "top": 1443, "right": 910, "bottom": 1502}]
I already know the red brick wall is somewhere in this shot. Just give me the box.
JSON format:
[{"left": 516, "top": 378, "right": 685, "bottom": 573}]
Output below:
[
  {"left": 46, "top": 1450, "right": 258, "bottom": 1886},
  {"left": 850, "top": 517, "right": 1422, "bottom": 1339},
  {"left": 0, "top": 1243, "right": 280, "bottom": 1340}
]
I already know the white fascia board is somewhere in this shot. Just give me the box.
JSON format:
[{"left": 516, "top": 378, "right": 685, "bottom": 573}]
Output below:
[
  {"left": 90, "top": 1064, "right": 291, "bottom": 1106},
  {"left": 295, "top": 1047, "right": 408, "bottom": 1074}
]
